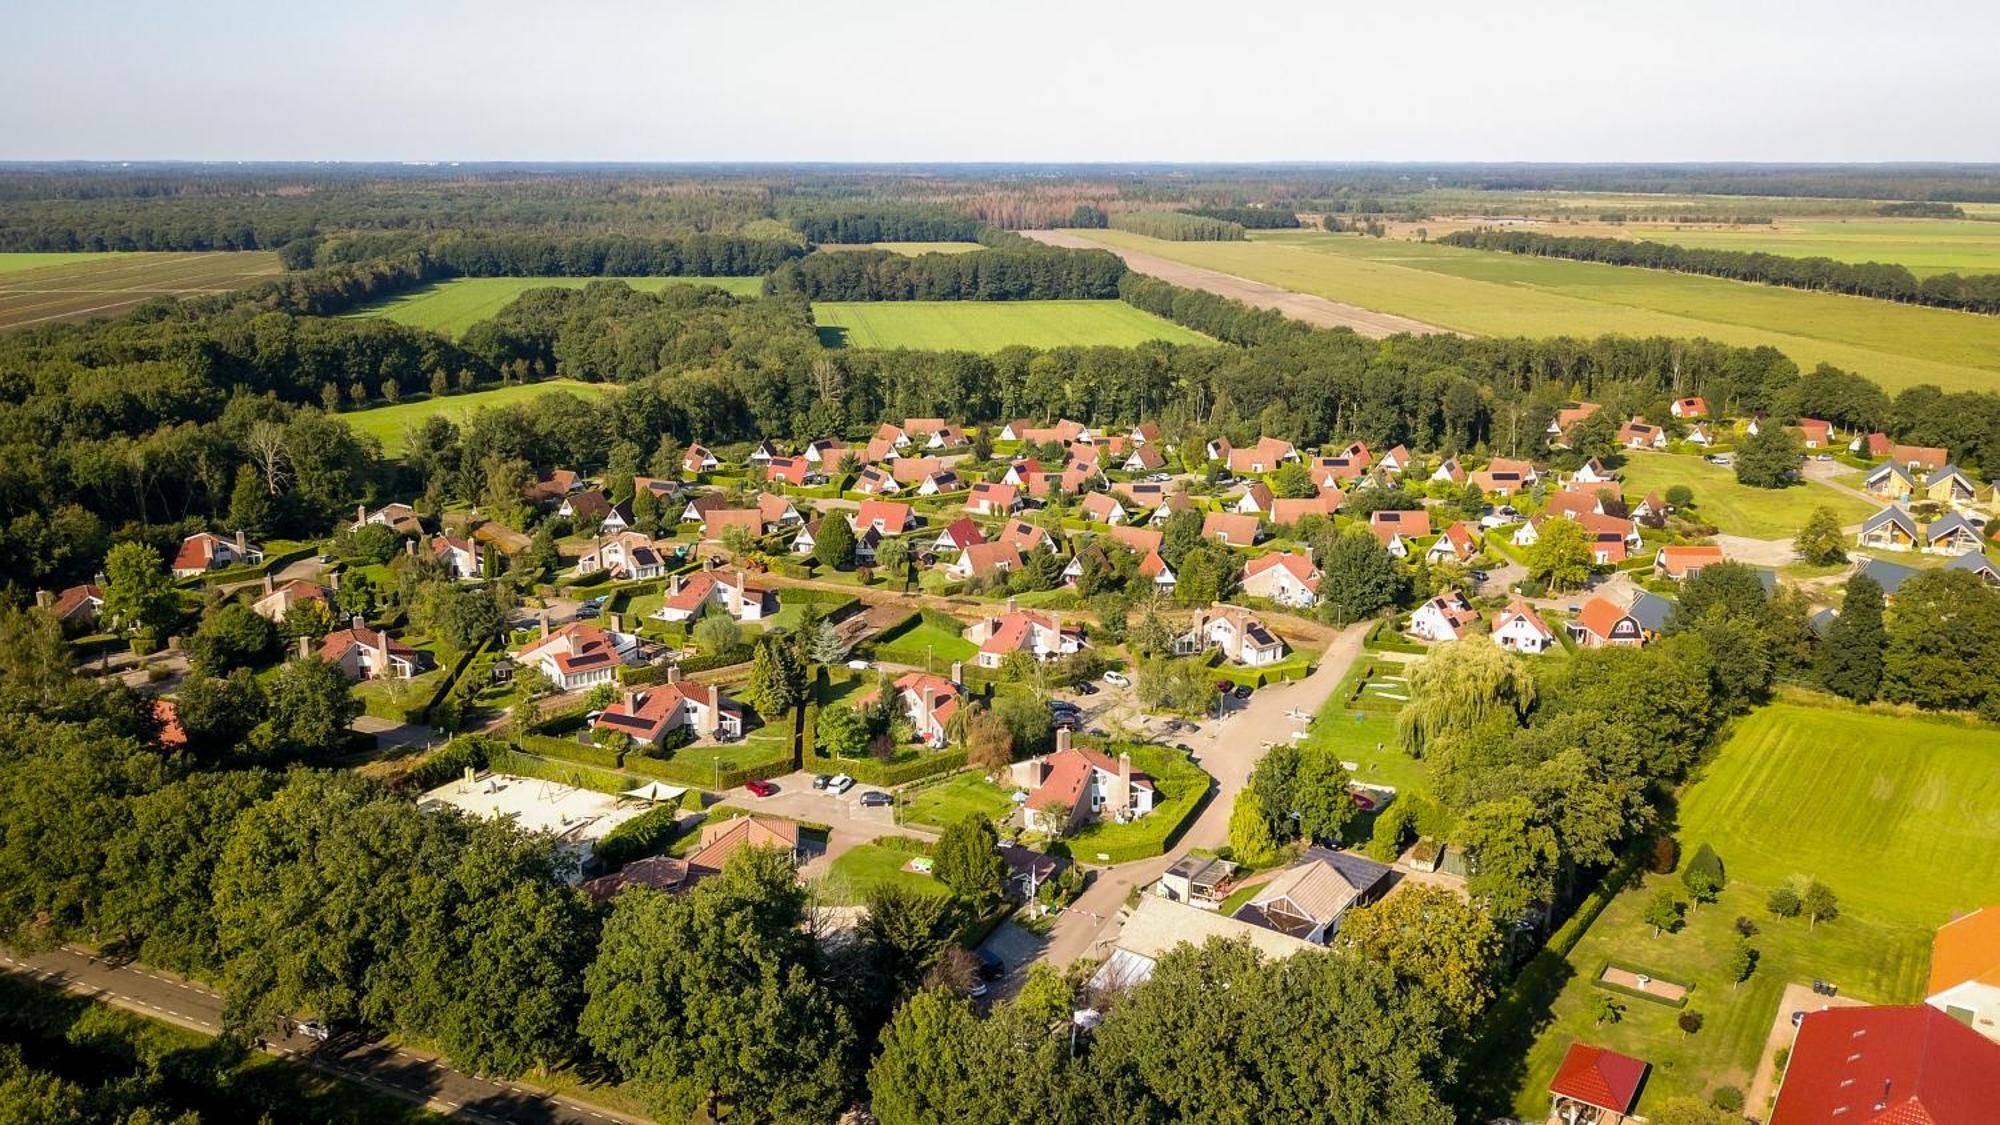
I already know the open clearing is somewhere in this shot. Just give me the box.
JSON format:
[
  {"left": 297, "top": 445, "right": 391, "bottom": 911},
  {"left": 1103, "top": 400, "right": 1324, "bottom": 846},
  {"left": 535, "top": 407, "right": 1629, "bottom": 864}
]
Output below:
[
  {"left": 812, "top": 299, "right": 1212, "bottom": 351},
  {"left": 1494, "top": 699, "right": 2000, "bottom": 1118},
  {"left": 1614, "top": 452, "right": 1875, "bottom": 539},
  {"left": 1564, "top": 218, "right": 2000, "bottom": 276},
  {"left": 0, "top": 251, "right": 281, "bottom": 329},
  {"left": 816, "top": 242, "right": 984, "bottom": 255},
  {"left": 346, "top": 275, "right": 764, "bottom": 337},
  {"left": 1058, "top": 228, "right": 2000, "bottom": 393},
  {"left": 344, "top": 380, "right": 611, "bottom": 456}
]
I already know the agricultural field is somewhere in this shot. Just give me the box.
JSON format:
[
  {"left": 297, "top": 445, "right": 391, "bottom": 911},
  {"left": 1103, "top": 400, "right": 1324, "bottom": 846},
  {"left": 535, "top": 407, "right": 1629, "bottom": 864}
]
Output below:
[
  {"left": 1065, "top": 228, "right": 2000, "bottom": 393},
  {"left": 1613, "top": 452, "right": 1876, "bottom": 539},
  {"left": 0, "top": 250, "right": 281, "bottom": 329},
  {"left": 346, "top": 275, "right": 763, "bottom": 337},
  {"left": 1497, "top": 699, "right": 2000, "bottom": 1118},
  {"left": 816, "top": 242, "right": 983, "bottom": 255},
  {"left": 812, "top": 299, "right": 1212, "bottom": 351},
  {"left": 343, "top": 380, "right": 612, "bottom": 456}
]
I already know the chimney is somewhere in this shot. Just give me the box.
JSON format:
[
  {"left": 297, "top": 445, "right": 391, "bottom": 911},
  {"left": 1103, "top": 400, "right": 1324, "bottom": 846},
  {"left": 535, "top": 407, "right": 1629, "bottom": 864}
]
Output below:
[
  {"left": 670, "top": 572, "right": 682, "bottom": 597},
  {"left": 1006, "top": 595, "right": 1017, "bottom": 614},
  {"left": 326, "top": 567, "right": 340, "bottom": 590},
  {"left": 951, "top": 660, "right": 964, "bottom": 685},
  {"left": 1055, "top": 728, "right": 1072, "bottom": 753},
  {"left": 696, "top": 686, "right": 720, "bottom": 736},
  {"left": 730, "top": 569, "right": 746, "bottom": 618},
  {"left": 234, "top": 529, "right": 247, "bottom": 555},
  {"left": 1113, "top": 751, "right": 1134, "bottom": 813},
  {"left": 357, "top": 503, "right": 367, "bottom": 526},
  {"left": 609, "top": 612, "right": 623, "bottom": 634},
  {"left": 405, "top": 536, "right": 416, "bottom": 556},
  {"left": 297, "top": 635, "right": 310, "bottom": 659},
  {"left": 538, "top": 608, "right": 550, "bottom": 639},
  {"left": 351, "top": 614, "right": 364, "bottom": 632},
  {"left": 666, "top": 664, "right": 683, "bottom": 684},
  {"left": 623, "top": 688, "right": 638, "bottom": 712},
  {"left": 920, "top": 683, "right": 935, "bottom": 736},
  {"left": 376, "top": 628, "right": 392, "bottom": 678},
  {"left": 34, "top": 589, "right": 51, "bottom": 609},
  {"left": 262, "top": 573, "right": 275, "bottom": 596}
]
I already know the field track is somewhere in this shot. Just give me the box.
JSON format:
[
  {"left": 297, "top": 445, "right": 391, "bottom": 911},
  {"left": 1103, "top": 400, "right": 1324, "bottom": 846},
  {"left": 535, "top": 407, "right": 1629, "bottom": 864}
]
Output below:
[
  {"left": 1023, "top": 229, "right": 1453, "bottom": 338},
  {"left": 0, "top": 251, "right": 281, "bottom": 329}
]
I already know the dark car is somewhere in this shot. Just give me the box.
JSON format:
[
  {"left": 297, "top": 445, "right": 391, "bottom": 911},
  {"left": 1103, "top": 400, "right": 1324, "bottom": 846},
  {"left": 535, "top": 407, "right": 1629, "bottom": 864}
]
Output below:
[
  {"left": 1791, "top": 1010, "right": 1806, "bottom": 1027},
  {"left": 1051, "top": 716, "right": 1080, "bottom": 732},
  {"left": 574, "top": 603, "right": 601, "bottom": 619},
  {"left": 1231, "top": 684, "right": 1253, "bottom": 701},
  {"left": 1073, "top": 681, "right": 1099, "bottom": 696},
  {"left": 1470, "top": 569, "right": 1490, "bottom": 582},
  {"left": 745, "top": 779, "right": 778, "bottom": 798},
  {"left": 1047, "top": 699, "right": 1081, "bottom": 714},
  {"left": 974, "top": 950, "right": 1005, "bottom": 980},
  {"left": 812, "top": 773, "right": 833, "bottom": 790},
  {"left": 858, "top": 790, "right": 893, "bottom": 808}
]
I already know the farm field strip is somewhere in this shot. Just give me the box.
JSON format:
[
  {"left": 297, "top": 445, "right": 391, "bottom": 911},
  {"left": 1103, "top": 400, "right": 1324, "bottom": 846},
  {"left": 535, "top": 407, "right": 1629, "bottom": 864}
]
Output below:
[
  {"left": 0, "top": 251, "right": 282, "bottom": 328},
  {"left": 1059, "top": 228, "right": 2000, "bottom": 393},
  {"left": 345, "top": 275, "right": 764, "bottom": 337},
  {"left": 343, "top": 380, "right": 612, "bottom": 456},
  {"left": 1577, "top": 218, "right": 2000, "bottom": 276},
  {"left": 811, "top": 299, "right": 1213, "bottom": 351},
  {"left": 0, "top": 250, "right": 135, "bottom": 273}
]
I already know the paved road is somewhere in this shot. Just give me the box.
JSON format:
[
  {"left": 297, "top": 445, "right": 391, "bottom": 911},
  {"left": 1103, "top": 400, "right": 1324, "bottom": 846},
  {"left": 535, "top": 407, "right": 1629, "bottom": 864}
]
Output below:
[
  {"left": 1, "top": 947, "right": 646, "bottom": 1125},
  {"left": 1022, "top": 229, "right": 1453, "bottom": 339},
  {"left": 1032, "top": 622, "right": 1371, "bottom": 969}
]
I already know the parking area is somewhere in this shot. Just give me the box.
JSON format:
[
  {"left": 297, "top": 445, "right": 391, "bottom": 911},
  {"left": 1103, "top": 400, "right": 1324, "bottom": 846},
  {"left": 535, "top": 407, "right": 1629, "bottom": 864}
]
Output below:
[{"left": 722, "top": 769, "right": 913, "bottom": 835}]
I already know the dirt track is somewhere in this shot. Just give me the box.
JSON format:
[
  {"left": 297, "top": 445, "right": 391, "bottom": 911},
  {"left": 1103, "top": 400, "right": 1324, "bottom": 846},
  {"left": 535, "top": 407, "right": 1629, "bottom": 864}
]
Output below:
[{"left": 1024, "top": 229, "right": 1454, "bottom": 339}]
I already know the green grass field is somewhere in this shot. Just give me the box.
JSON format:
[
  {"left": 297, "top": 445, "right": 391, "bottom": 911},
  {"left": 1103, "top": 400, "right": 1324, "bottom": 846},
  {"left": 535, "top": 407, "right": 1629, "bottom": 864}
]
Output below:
[
  {"left": 813, "top": 300, "right": 1212, "bottom": 352},
  {"left": 1068, "top": 228, "right": 2000, "bottom": 393},
  {"left": 343, "top": 380, "right": 611, "bottom": 456},
  {"left": 1500, "top": 699, "right": 2000, "bottom": 1118},
  {"left": 0, "top": 250, "right": 282, "bottom": 330},
  {"left": 346, "top": 276, "right": 763, "bottom": 336},
  {"left": 817, "top": 242, "right": 984, "bottom": 255},
  {"left": 819, "top": 842, "right": 951, "bottom": 905},
  {"left": 1614, "top": 452, "right": 1876, "bottom": 538},
  {"left": 0, "top": 250, "right": 133, "bottom": 273},
  {"left": 1610, "top": 218, "right": 2000, "bottom": 277},
  {"left": 902, "top": 771, "right": 1015, "bottom": 830}
]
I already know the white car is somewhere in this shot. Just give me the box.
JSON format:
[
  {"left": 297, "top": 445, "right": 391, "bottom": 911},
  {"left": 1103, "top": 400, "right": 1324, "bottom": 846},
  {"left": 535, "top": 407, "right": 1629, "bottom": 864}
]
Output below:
[
  {"left": 1102, "top": 670, "right": 1130, "bottom": 687},
  {"left": 846, "top": 659, "right": 870, "bottom": 671},
  {"left": 827, "top": 774, "right": 855, "bottom": 795}
]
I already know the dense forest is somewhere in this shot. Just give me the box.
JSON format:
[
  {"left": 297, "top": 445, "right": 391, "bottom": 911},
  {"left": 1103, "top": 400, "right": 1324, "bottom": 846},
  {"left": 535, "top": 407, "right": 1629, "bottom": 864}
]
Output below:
[
  {"left": 1440, "top": 229, "right": 2000, "bottom": 314},
  {"left": 763, "top": 243, "right": 1126, "bottom": 301},
  {"left": 1181, "top": 206, "right": 1301, "bottom": 229},
  {"left": 788, "top": 206, "right": 984, "bottom": 244},
  {"left": 1107, "top": 210, "right": 1247, "bottom": 241}
]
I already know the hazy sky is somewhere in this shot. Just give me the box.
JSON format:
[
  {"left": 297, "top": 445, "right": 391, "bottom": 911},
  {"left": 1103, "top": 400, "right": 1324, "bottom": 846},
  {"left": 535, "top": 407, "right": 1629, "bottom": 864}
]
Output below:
[{"left": 4, "top": 0, "right": 1996, "bottom": 162}]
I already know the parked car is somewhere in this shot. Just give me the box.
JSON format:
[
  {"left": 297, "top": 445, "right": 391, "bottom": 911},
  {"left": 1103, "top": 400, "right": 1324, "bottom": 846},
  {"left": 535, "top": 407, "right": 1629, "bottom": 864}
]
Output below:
[
  {"left": 1147, "top": 472, "right": 1172, "bottom": 483},
  {"left": 1072, "top": 681, "right": 1099, "bottom": 696},
  {"left": 859, "top": 790, "right": 892, "bottom": 808},
  {"left": 846, "top": 659, "right": 871, "bottom": 671},
  {"left": 294, "top": 1020, "right": 332, "bottom": 1042},
  {"left": 1231, "top": 684, "right": 1253, "bottom": 700},
  {"left": 1102, "top": 670, "right": 1130, "bottom": 687},
  {"left": 1470, "top": 569, "right": 1490, "bottom": 582},
  {"left": 1047, "top": 700, "right": 1081, "bottom": 715},
  {"left": 575, "top": 603, "right": 601, "bottom": 619},
  {"left": 1791, "top": 1010, "right": 1806, "bottom": 1027},
  {"left": 745, "top": 779, "right": 778, "bottom": 798},
  {"left": 1051, "top": 716, "right": 1079, "bottom": 732},
  {"left": 827, "top": 774, "right": 855, "bottom": 795},
  {"left": 974, "top": 950, "right": 1006, "bottom": 980},
  {"left": 812, "top": 773, "right": 833, "bottom": 790},
  {"left": 1814, "top": 453, "right": 1834, "bottom": 462}
]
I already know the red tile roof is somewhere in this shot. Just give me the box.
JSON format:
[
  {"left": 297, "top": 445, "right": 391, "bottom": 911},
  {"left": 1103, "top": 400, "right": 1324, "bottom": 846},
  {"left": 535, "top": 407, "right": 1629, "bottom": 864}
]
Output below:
[
  {"left": 1548, "top": 1042, "right": 1648, "bottom": 1114},
  {"left": 1772, "top": 1005, "right": 2000, "bottom": 1125}
]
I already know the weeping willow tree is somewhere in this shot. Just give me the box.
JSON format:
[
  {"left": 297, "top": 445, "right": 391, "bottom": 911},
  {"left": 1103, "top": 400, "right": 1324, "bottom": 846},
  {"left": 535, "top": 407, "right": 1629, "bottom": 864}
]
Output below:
[{"left": 1396, "top": 641, "right": 1538, "bottom": 756}]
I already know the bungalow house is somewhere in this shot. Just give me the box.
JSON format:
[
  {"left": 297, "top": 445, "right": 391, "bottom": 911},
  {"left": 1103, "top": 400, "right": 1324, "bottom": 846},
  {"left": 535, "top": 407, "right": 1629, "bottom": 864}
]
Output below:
[
  {"left": 1369, "top": 509, "right": 1431, "bottom": 557},
  {"left": 1410, "top": 589, "right": 1480, "bottom": 642},
  {"left": 1548, "top": 1043, "right": 1649, "bottom": 1125},
  {"left": 1925, "top": 905, "right": 2000, "bottom": 1041},
  {"left": 1065, "top": 442, "right": 1104, "bottom": 473},
  {"left": 1860, "top": 556, "right": 1919, "bottom": 599},
  {"left": 1221, "top": 436, "right": 1299, "bottom": 475},
  {"left": 1090, "top": 894, "right": 1316, "bottom": 993},
  {"left": 1864, "top": 460, "right": 1921, "bottom": 502},
  {"left": 963, "top": 607, "right": 1082, "bottom": 668},
  {"left": 1233, "top": 481, "right": 1275, "bottom": 516},
  {"left": 1926, "top": 512, "right": 1984, "bottom": 555},
  {"left": 1684, "top": 421, "right": 1717, "bottom": 447},
  {"left": 903, "top": 417, "right": 948, "bottom": 441},
  {"left": 1568, "top": 596, "right": 1647, "bottom": 649},
  {"left": 998, "top": 419, "right": 1036, "bottom": 442},
  {"left": 1430, "top": 457, "right": 1467, "bottom": 485},
  {"left": 631, "top": 475, "right": 685, "bottom": 501},
  {"left": 1149, "top": 492, "right": 1197, "bottom": 527},
  {"left": 1770, "top": 1005, "right": 2000, "bottom": 1125},
  {"left": 250, "top": 576, "right": 328, "bottom": 624},
  {"left": 1669, "top": 396, "right": 1709, "bottom": 419},
  {"left": 852, "top": 500, "right": 916, "bottom": 536},
  {"left": 701, "top": 507, "right": 767, "bottom": 542},
  {"left": 1548, "top": 485, "right": 1622, "bottom": 519},
  {"left": 874, "top": 422, "right": 914, "bottom": 449},
  {"left": 854, "top": 466, "right": 902, "bottom": 496},
  {"left": 653, "top": 569, "right": 776, "bottom": 623},
  {"left": 1308, "top": 455, "right": 1367, "bottom": 490},
  {"left": 889, "top": 457, "right": 943, "bottom": 487},
  {"left": 1107, "top": 525, "right": 1165, "bottom": 556},
  {"left": 1795, "top": 417, "right": 1834, "bottom": 449},
  {"left": 1468, "top": 467, "right": 1527, "bottom": 497},
  {"left": 1179, "top": 604, "right": 1287, "bottom": 667},
  {"left": 171, "top": 531, "right": 262, "bottom": 576},
  {"left": 923, "top": 424, "right": 968, "bottom": 450},
  {"left": 1202, "top": 511, "right": 1262, "bottom": 548},
  {"left": 802, "top": 439, "right": 848, "bottom": 467},
  {"left": 594, "top": 673, "right": 742, "bottom": 745},
  {"left": 1137, "top": 549, "right": 1177, "bottom": 593},
  {"left": 557, "top": 489, "right": 618, "bottom": 528},
  {"left": 789, "top": 519, "right": 821, "bottom": 556},
  {"left": 1061, "top": 545, "right": 1108, "bottom": 588},
  {"left": 1858, "top": 505, "right": 1920, "bottom": 551},
  {"left": 524, "top": 469, "right": 582, "bottom": 504},
  {"left": 1892, "top": 442, "right": 1950, "bottom": 473},
  {"left": 512, "top": 619, "right": 640, "bottom": 692},
  {"left": 966, "top": 481, "right": 1020, "bottom": 516},
  {"left": 1850, "top": 431, "right": 1894, "bottom": 459},
  {"left": 996, "top": 519, "right": 1056, "bottom": 555},
  {"left": 1011, "top": 735, "right": 1154, "bottom": 835},
  {"left": 1121, "top": 444, "right": 1168, "bottom": 473},
  {"left": 1112, "top": 480, "right": 1172, "bottom": 509},
  {"left": 320, "top": 621, "right": 419, "bottom": 681},
  {"left": 857, "top": 672, "right": 961, "bottom": 747},
  {"left": 1546, "top": 402, "right": 1602, "bottom": 445},
  {"left": 946, "top": 542, "right": 1025, "bottom": 583},
  {"left": 1080, "top": 492, "right": 1129, "bottom": 526},
  {"left": 1241, "top": 552, "right": 1322, "bottom": 608},
  {"left": 1230, "top": 848, "right": 1393, "bottom": 944},
  {"left": 746, "top": 439, "right": 777, "bottom": 466},
  {"left": 1021, "top": 419, "right": 1090, "bottom": 445},
  {"left": 433, "top": 533, "right": 483, "bottom": 579},
  {"left": 1948, "top": 551, "right": 2000, "bottom": 586},
  {"left": 1491, "top": 597, "right": 1556, "bottom": 654},
  {"left": 1616, "top": 418, "right": 1667, "bottom": 450},
  {"left": 1000, "top": 459, "right": 1044, "bottom": 487},
  {"left": 680, "top": 492, "right": 726, "bottom": 526},
  {"left": 1628, "top": 492, "right": 1670, "bottom": 527},
  {"left": 685, "top": 815, "right": 801, "bottom": 878},
  {"left": 1654, "top": 544, "right": 1725, "bottom": 580},
  {"left": 1377, "top": 444, "right": 1414, "bottom": 475},
  {"left": 1426, "top": 522, "right": 1478, "bottom": 564},
  {"left": 47, "top": 582, "right": 105, "bottom": 627},
  {"left": 1570, "top": 458, "right": 1616, "bottom": 486},
  {"left": 682, "top": 444, "right": 720, "bottom": 474},
  {"left": 916, "top": 470, "right": 963, "bottom": 496},
  {"left": 354, "top": 502, "right": 422, "bottom": 535},
  {"left": 756, "top": 492, "right": 802, "bottom": 528},
  {"left": 932, "top": 517, "right": 987, "bottom": 554},
  {"left": 1269, "top": 489, "right": 1344, "bottom": 526},
  {"left": 577, "top": 532, "right": 671, "bottom": 581},
  {"left": 763, "top": 456, "right": 822, "bottom": 487},
  {"left": 1577, "top": 512, "right": 1642, "bottom": 563},
  {"left": 1925, "top": 465, "right": 1979, "bottom": 508},
  {"left": 1130, "top": 421, "right": 1163, "bottom": 446}
]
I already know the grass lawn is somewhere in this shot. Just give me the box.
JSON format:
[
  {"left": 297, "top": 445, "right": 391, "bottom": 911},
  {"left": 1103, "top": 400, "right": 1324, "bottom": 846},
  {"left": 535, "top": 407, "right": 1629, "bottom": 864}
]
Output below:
[
  {"left": 1494, "top": 698, "right": 2000, "bottom": 1119},
  {"left": 345, "top": 275, "right": 761, "bottom": 336},
  {"left": 1302, "top": 660, "right": 1428, "bottom": 803},
  {"left": 1065, "top": 228, "right": 2000, "bottom": 394},
  {"left": 342, "top": 381, "right": 611, "bottom": 456},
  {"left": 657, "top": 724, "right": 793, "bottom": 786},
  {"left": 819, "top": 842, "right": 951, "bottom": 905},
  {"left": 812, "top": 300, "right": 1213, "bottom": 352},
  {"left": 902, "top": 771, "right": 1016, "bottom": 830},
  {"left": 868, "top": 614, "right": 979, "bottom": 665},
  {"left": 1613, "top": 452, "right": 1876, "bottom": 539},
  {"left": 817, "top": 242, "right": 984, "bottom": 255}
]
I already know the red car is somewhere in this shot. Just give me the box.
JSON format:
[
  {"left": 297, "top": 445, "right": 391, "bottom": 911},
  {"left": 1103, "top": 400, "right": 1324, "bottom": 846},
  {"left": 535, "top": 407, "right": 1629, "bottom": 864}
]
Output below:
[{"left": 745, "top": 779, "right": 778, "bottom": 798}]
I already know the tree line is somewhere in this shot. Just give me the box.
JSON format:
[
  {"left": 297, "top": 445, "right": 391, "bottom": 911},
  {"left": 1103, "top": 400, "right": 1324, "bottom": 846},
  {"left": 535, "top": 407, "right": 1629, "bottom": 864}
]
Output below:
[
  {"left": 788, "top": 206, "right": 985, "bottom": 244},
  {"left": 1439, "top": 228, "right": 2000, "bottom": 314},
  {"left": 764, "top": 244, "right": 1126, "bottom": 301},
  {"left": 1182, "top": 206, "right": 1301, "bottom": 229},
  {"left": 1107, "top": 210, "right": 1247, "bottom": 241}
]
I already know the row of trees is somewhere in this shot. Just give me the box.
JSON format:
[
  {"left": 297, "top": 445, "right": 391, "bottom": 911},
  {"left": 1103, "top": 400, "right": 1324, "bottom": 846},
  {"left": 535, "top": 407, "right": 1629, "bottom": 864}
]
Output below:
[
  {"left": 788, "top": 207, "right": 984, "bottom": 245},
  {"left": 1440, "top": 229, "right": 2000, "bottom": 314},
  {"left": 1107, "top": 210, "right": 1247, "bottom": 241},
  {"left": 765, "top": 244, "right": 1126, "bottom": 301},
  {"left": 1182, "top": 206, "right": 1301, "bottom": 229}
]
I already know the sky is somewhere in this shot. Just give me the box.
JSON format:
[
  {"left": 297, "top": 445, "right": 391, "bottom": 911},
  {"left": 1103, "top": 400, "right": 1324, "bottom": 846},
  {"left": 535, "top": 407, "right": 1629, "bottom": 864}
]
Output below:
[{"left": 3, "top": 0, "right": 1997, "bottom": 163}]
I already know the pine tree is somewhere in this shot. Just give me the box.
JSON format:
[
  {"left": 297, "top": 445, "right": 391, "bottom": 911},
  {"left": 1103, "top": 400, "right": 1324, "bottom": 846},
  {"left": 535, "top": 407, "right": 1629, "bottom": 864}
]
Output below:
[{"left": 1816, "top": 573, "right": 1885, "bottom": 701}]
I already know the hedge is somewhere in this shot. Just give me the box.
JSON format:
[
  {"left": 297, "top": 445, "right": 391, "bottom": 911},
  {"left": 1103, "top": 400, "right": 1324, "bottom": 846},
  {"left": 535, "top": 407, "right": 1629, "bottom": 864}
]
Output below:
[
  {"left": 1208, "top": 655, "right": 1315, "bottom": 688},
  {"left": 622, "top": 747, "right": 794, "bottom": 790},
  {"left": 520, "top": 733, "right": 623, "bottom": 769},
  {"left": 484, "top": 747, "right": 631, "bottom": 794},
  {"left": 1364, "top": 619, "right": 1429, "bottom": 654},
  {"left": 809, "top": 748, "right": 968, "bottom": 787},
  {"left": 592, "top": 804, "right": 700, "bottom": 870},
  {"left": 1592, "top": 959, "right": 1694, "bottom": 1009}
]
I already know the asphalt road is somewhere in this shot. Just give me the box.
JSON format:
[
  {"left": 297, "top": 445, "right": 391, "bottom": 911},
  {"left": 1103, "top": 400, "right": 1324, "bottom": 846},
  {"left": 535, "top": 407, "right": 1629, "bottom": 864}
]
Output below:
[{"left": 1, "top": 947, "right": 646, "bottom": 1125}]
